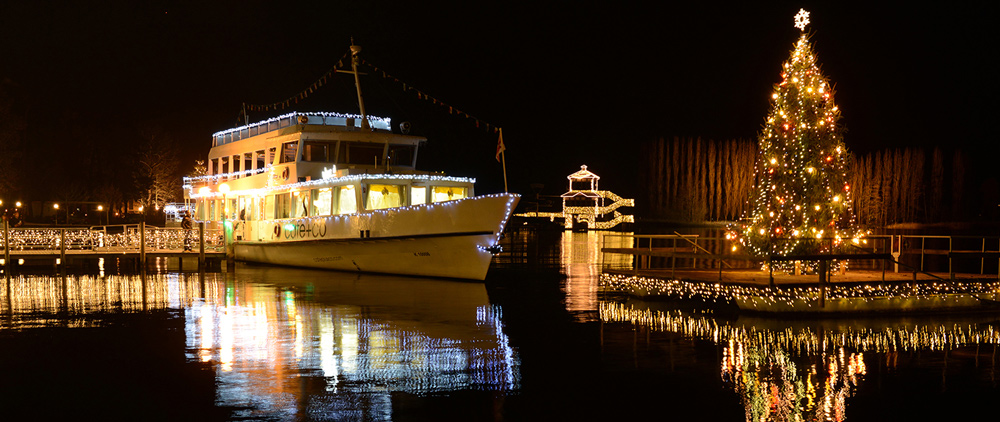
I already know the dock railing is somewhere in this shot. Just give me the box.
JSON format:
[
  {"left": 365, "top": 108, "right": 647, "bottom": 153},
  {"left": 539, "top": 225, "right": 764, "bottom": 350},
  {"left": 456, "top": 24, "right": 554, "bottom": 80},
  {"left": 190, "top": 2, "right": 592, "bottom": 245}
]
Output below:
[{"left": 1, "top": 223, "right": 225, "bottom": 255}]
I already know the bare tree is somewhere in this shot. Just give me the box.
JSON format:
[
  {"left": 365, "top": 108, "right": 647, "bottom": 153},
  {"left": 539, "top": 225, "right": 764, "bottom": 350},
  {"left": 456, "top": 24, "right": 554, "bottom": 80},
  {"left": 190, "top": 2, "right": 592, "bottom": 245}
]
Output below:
[{"left": 135, "top": 127, "right": 181, "bottom": 211}]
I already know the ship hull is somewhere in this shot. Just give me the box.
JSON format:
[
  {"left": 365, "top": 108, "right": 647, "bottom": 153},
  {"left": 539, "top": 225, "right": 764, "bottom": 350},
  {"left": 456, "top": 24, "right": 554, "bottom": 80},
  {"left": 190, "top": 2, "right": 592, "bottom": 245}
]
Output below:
[{"left": 232, "top": 193, "right": 519, "bottom": 280}]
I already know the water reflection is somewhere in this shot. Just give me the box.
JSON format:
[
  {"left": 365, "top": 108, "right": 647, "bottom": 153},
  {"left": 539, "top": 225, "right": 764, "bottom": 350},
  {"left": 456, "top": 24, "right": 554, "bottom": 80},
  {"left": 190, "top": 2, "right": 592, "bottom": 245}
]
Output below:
[
  {"left": 602, "top": 300, "right": 1000, "bottom": 421},
  {"left": 0, "top": 268, "right": 520, "bottom": 420},
  {"left": 560, "top": 231, "right": 633, "bottom": 321}
]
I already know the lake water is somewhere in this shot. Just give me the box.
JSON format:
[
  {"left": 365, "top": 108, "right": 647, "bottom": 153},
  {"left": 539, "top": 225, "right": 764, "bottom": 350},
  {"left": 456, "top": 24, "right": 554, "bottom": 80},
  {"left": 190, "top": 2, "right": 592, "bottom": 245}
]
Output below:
[{"left": 1, "top": 232, "right": 998, "bottom": 421}]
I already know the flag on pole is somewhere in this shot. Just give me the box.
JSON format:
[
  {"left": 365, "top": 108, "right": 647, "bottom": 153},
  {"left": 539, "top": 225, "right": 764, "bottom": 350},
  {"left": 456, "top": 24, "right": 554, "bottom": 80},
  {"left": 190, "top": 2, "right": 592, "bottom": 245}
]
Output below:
[{"left": 495, "top": 129, "right": 506, "bottom": 162}]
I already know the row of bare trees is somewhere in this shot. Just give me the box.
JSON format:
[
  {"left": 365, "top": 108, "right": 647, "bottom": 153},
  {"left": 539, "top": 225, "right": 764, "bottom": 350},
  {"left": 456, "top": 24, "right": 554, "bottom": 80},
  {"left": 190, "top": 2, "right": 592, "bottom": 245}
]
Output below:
[
  {"left": 0, "top": 78, "right": 187, "bottom": 223},
  {"left": 640, "top": 137, "right": 990, "bottom": 226},
  {"left": 849, "top": 147, "right": 970, "bottom": 226},
  {"left": 639, "top": 136, "right": 756, "bottom": 222}
]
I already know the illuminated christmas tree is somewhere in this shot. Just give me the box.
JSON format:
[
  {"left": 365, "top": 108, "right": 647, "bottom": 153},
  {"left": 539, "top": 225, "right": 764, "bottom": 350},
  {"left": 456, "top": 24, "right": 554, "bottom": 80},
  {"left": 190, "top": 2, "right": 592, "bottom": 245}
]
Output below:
[{"left": 730, "top": 9, "right": 864, "bottom": 272}]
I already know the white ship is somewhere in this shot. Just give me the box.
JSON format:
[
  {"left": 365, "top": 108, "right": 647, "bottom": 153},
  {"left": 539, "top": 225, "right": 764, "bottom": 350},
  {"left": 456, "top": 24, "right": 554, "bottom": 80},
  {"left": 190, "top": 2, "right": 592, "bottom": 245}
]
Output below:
[{"left": 182, "top": 45, "right": 518, "bottom": 280}]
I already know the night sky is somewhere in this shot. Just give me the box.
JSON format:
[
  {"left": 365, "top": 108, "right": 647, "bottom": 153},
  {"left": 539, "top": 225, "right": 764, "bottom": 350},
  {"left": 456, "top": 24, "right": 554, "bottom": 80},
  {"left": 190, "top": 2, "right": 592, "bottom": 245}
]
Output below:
[{"left": 1, "top": 2, "right": 995, "bottom": 201}]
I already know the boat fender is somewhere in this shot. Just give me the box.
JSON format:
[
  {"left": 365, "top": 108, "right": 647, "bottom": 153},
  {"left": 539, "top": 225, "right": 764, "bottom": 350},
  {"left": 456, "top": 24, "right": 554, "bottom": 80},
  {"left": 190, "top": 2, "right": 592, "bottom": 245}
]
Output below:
[{"left": 273, "top": 225, "right": 280, "bottom": 237}]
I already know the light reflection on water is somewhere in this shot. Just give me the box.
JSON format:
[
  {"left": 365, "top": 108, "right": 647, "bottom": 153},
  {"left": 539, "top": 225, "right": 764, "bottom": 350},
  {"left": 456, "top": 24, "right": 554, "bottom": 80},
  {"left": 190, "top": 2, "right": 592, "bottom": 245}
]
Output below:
[
  {"left": 0, "top": 268, "right": 519, "bottom": 420},
  {"left": 560, "top": 231, "right": 633, "bottom": 321},
  {"left": 601, "top": 300, "right": 1000, "bottom": 421}
]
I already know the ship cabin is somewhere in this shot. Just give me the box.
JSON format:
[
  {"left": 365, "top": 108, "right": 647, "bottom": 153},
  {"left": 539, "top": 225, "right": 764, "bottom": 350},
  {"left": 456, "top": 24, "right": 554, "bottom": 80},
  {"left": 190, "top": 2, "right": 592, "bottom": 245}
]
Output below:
[{"left": 183, "top": 111, "right": 475, "bottom": 227}]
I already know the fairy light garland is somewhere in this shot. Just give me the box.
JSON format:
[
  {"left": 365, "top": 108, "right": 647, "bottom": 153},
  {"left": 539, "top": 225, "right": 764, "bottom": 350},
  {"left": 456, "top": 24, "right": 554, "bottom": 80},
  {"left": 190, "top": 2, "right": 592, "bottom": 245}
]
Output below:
[
  {"left": 601, "top": 273, "right": 1000, "bottom": 308},
  {"left": 189, "top": 173, "right": 476, "bottom": 199}
]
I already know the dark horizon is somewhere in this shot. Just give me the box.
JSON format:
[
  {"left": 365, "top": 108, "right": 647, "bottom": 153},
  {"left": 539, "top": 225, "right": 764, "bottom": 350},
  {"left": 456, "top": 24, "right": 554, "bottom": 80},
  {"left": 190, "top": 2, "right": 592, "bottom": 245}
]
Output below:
[{"left": 1, "top": 2, "right": 995, "bottom": 210}]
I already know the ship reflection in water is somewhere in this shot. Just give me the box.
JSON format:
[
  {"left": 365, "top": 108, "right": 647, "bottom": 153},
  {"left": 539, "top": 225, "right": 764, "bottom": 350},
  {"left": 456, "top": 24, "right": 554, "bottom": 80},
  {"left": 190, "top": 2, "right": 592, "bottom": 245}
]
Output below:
[
  {"left": 0, "top": 268, "right": 519, "bottom": 420},
  {"left": 601, "top": 300, "right": 1000, "bottom": 421}
]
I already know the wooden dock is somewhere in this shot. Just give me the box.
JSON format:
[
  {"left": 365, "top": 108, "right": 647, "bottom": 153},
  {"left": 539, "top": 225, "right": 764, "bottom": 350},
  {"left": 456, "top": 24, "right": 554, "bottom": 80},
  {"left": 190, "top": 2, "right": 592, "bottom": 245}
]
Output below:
[{"left": 599, "top": 233, "right": 1000, "bottom": 314}]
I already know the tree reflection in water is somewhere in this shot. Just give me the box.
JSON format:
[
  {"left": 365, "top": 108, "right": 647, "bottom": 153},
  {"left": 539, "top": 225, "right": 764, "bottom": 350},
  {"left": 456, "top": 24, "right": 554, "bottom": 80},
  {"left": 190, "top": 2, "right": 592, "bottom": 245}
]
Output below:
[{"left": 601, "top": 301, "right": 1000, "bottom": 421}]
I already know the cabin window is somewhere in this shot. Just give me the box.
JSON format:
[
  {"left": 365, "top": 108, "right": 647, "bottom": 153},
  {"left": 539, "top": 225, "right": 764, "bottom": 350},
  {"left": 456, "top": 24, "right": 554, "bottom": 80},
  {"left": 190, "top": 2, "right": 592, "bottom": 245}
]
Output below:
[
  {"left": 339, "top": 141, "right": 385, "bottom": 165},
  {"left": 232, "top": 155, "right": 241, "bottom": 175},
  {"left": 268, "top": 147, "right": 276, "bottom": 166},
  {"left": 410, "top": 186, "right": 426, "bottom": 206},
  {"left": 302, "top": 141, "right": 332, "bottom": 162},
  {"left": 196, "top": 200, "right": 206, "bottom": 220},
  {"left": 311, "top": 188, "right": 333, "bottom": 216},
  {"left": 275, "top": 193, "right": 291, "bottom": 219},
  {"left": 432, "top": 186, "right": 467, "bottom": 202},
  {"left": 256, "top": 150, "right": 266, "bottom": 169},
  {"left": 220, "top": 156, "right": 230, "bottom": 174},
  {"left": 366, "top": 184, "right": 403, "bottom": 210},
  {"left": 280, "top": 142, "right": 298, "bottom": 164},
  {"left": 244, "top": 153, "right": 254, "bottom": 173},
  {"left": 388, "top": 145, "right": 416, "bottom": 167},
  {"left": 336, "top": 185, "right": 357, "bottom": 214},
  {"left": 208, "top": 200, "right": 217, "bottom": 221},
  {"left": 264, "top": 195, "right": 275, "bottom": 220},
  {"left": 291, "top": 191, "right": 309, "bottom": 218},
  {"left": 211, "top": 158, "right": 219, "bottom": 175}
]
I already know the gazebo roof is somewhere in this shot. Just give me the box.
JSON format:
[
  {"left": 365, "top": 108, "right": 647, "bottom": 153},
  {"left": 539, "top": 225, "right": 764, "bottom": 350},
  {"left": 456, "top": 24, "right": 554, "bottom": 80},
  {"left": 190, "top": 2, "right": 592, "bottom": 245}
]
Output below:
[
  {"left": 567, "top": 165, "right": 600, "bottom": 181},
  {"left": 560, "top": 191, "right": 601, "bottom": 199}
]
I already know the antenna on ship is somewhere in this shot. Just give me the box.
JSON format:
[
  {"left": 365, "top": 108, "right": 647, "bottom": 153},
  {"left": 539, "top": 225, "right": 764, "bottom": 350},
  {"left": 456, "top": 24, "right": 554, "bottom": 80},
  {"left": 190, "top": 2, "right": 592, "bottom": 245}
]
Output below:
[{"left": 337, "top": 38, "right": 371, "bottom": 131}]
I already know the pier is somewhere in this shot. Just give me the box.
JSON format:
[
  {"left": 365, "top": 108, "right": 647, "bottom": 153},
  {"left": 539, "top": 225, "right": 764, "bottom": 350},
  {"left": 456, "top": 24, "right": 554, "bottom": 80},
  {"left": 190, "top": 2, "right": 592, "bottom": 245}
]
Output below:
[
  {"left": 1, "top": 222, "right": 227, "bottom": 272},
  {"left": 599, "top": 233, "right": 1000, "bottom": 314}
]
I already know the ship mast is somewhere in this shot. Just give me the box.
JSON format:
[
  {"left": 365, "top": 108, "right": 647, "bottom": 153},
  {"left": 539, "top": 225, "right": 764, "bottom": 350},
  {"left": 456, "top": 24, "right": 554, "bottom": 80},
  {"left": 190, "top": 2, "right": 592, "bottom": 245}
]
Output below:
[{"left": 348, "top": 40, "right": 370, "bottom": 130}]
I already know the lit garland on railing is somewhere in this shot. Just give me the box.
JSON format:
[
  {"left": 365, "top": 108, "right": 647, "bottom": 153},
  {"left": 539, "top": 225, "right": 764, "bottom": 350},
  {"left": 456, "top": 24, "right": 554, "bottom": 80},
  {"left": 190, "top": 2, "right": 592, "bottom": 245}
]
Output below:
[
  {"left": 215, "top": 111, "right": 391, "bottom": 139},
  {"left": 601, "top": 273, "right": 1000, "bottom": 308},
  {"left": 183, "top": 165, "right": 273, "bottom": 190},
  {"left": 0, "top": 228, "right": 224, "bottom": 253},
  {"left": 188, "top": 172, "right": 476, "bottom": 199}
]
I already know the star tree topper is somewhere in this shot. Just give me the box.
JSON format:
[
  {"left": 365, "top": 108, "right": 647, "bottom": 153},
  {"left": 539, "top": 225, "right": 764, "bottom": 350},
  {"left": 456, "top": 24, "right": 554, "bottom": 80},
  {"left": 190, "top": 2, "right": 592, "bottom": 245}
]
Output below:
[{"left": 794, "top": 9, "right": 810, "bottom": 31}]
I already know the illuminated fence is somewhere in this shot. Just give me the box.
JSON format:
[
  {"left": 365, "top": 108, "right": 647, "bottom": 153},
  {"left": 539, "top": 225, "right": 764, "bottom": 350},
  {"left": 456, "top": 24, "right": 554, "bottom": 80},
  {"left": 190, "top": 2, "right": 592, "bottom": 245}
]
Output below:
[
  {"left": 600, "top": 233, "right": 1000, "bottom": 278},
  {"left": 0, "top": 225, "right": 225, "bottom": 254}
]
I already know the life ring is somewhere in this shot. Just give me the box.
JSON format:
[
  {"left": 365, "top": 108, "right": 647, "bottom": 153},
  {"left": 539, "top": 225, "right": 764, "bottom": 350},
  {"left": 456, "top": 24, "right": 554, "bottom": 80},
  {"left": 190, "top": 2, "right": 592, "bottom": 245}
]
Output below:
[{"left": 282, "top": 167, "right": 290, "bottom": 180}]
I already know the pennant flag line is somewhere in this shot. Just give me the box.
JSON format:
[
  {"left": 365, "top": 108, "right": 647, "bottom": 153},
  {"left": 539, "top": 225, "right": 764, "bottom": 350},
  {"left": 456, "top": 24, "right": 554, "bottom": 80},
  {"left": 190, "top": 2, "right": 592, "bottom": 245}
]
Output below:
[
  {"left": 359, "top": 57, "right": 500, "bottom": 135},
  {"left": 243, "top": 51, "right": 352, "bottom": 116}
]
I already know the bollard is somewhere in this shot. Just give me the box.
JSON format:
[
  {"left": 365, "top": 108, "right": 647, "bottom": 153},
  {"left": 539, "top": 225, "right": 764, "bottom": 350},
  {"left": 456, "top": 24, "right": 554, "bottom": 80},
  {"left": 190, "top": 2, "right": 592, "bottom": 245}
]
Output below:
[
  {"left": 60, "top": 229, "right": 66, "bottom": 271},
  {"left": 140, "top": 221, "right": 146, "bottom": 270},
  {"left": 199, "top": 221, "right": 205, "bottom": 270},
  {"left": 3, "top": 219, "right": 9, "bottom": 272}
]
